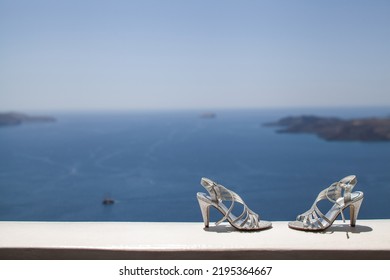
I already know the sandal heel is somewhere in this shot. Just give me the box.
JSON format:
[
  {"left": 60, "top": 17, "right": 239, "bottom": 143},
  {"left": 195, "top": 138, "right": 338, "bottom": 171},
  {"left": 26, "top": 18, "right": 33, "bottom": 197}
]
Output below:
[
  {"left": 350, "top": 198, "right": 363, "bottom": 227},
  {"left": 197, "top": 196, "right": 211, "bottom": 228}
]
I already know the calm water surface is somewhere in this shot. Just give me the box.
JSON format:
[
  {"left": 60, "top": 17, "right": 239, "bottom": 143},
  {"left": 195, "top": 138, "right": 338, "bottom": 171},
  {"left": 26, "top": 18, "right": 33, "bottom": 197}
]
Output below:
[{"left": 0, "top": 108, "right": 389, "bottom": 222}]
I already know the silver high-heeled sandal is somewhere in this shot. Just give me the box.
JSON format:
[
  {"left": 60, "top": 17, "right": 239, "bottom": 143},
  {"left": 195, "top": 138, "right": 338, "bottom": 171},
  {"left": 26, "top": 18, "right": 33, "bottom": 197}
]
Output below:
[
  {"left": 197, "top": 178, "right": 272, "bottom": 231},
  {"left": 288, "top": 175, "right": 364, "bottom": 231}
]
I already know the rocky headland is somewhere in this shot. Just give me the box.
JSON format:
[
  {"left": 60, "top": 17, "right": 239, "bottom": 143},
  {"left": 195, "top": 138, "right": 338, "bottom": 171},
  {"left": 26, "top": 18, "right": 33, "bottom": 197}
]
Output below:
[
  {"left": 0, "top": 112, "right": 56, "bottom": 126},
  {"left": 264, "top": 115, "right": 390, "bottom": 141}
]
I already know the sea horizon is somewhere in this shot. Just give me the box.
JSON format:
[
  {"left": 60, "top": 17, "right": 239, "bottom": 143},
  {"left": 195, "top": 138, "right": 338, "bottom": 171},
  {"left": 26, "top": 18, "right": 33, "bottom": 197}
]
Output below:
[{"left": 2, "top": 105, "right": 390, "bottom": 115}]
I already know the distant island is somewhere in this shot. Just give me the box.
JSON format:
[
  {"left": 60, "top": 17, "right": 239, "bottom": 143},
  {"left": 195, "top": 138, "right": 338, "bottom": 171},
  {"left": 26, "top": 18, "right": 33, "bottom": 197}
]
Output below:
[
  {"left": 0, "top": 112, "right": 56, "bottom": 126},
  {"left": 199, "top": 112, "right": 216, "bottom": 119},
  {"left": 264, "top": 115, "right": 390, "bottom": 141}
]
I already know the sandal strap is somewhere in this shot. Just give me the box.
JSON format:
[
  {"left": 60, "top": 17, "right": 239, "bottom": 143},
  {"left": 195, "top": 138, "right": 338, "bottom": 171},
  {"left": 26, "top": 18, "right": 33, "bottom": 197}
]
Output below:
[
  {"left": 327, "top": 175, "right": 356, "bottom": 206},
  {"left": 201, "top": 178, "right": 260, "bottom": 229},
  {"left": 297, "top": 175, "right": 357, "bottom": 227}
]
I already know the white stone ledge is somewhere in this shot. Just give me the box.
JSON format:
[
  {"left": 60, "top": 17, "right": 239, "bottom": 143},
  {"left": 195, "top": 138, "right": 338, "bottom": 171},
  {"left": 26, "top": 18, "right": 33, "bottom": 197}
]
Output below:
[{"left": 1, "top": 220, "right": 389, "bottom": 259}]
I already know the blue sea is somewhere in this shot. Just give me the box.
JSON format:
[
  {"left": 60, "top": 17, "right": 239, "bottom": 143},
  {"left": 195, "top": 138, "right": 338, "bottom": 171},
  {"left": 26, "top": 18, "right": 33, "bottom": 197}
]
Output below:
[{"left": 0, "top": 108, "right": 389, "bottom": 222}]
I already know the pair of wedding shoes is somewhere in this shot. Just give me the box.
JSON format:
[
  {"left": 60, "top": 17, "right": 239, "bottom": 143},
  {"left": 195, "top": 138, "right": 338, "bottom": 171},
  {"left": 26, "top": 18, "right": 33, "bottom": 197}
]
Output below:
[{"left": 196, "top": 175, "right": 364, "bottom": 232}]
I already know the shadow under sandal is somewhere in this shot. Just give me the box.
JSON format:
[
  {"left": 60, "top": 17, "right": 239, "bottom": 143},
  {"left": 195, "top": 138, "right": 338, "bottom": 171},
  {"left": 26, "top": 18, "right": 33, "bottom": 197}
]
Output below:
[
  {"left": 197, "top": 177, "right": 272, "bottom": 231},
  {"left": 288, "top": 175, "right": 364, "bottom": 231}
]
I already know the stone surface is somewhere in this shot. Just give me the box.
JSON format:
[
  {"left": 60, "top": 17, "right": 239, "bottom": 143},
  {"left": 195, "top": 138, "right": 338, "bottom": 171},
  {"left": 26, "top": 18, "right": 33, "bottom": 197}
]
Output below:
[{"left": 1, "top": 220, "right": 389, "bottom": 259}]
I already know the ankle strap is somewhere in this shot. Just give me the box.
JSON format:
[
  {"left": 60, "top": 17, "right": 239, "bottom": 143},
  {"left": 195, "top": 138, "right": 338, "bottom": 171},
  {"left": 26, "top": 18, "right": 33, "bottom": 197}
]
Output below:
[
  {"left": 201, "top": 177, "right": 220, "bottom": 202},
  {"left": 325, "top": 175, "right": 357, "bottom": 204},
  {"left": 337, "top": 175, "right": 357, "bottom": 204}
]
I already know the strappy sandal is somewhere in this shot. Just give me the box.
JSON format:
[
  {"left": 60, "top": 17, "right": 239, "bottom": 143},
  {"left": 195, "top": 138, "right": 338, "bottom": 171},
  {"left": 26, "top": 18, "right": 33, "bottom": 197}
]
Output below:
[
  {"left": 196, "top": 177, "right": 272, "bottom": 231},
  {"left": 288, "top": 175, "right": 364, "bottom": 231}
]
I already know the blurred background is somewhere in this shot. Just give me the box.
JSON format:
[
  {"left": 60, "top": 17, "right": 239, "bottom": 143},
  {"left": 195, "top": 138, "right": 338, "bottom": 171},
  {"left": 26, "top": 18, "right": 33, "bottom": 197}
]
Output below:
[{"left": 0, "top": 0, "right": 389, "bottom": 222}]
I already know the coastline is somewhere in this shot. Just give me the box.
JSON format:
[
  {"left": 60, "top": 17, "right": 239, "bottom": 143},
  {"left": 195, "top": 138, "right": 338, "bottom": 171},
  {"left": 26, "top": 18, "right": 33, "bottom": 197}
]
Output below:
[{"left": 264, "top": 115, "right": 390, "bottom": 141}]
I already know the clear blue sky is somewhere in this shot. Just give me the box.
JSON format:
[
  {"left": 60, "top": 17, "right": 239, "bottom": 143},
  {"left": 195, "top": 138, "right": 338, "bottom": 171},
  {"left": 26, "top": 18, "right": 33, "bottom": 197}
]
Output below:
[{"left": 1, "top": 0, "right": 389, "bottom": 111}]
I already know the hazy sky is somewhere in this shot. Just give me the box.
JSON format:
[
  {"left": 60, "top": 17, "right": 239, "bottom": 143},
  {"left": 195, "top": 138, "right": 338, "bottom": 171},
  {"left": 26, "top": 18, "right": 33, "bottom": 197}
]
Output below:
[{"left": 1, "top": 0, "right": 389, "bottom": 111}]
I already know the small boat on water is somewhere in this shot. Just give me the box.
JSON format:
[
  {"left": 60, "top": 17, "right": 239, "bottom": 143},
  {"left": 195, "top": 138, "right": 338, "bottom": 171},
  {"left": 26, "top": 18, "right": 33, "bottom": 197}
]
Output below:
[{"left": 102, "top": 198, "right": 115, "bottom": 205}]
